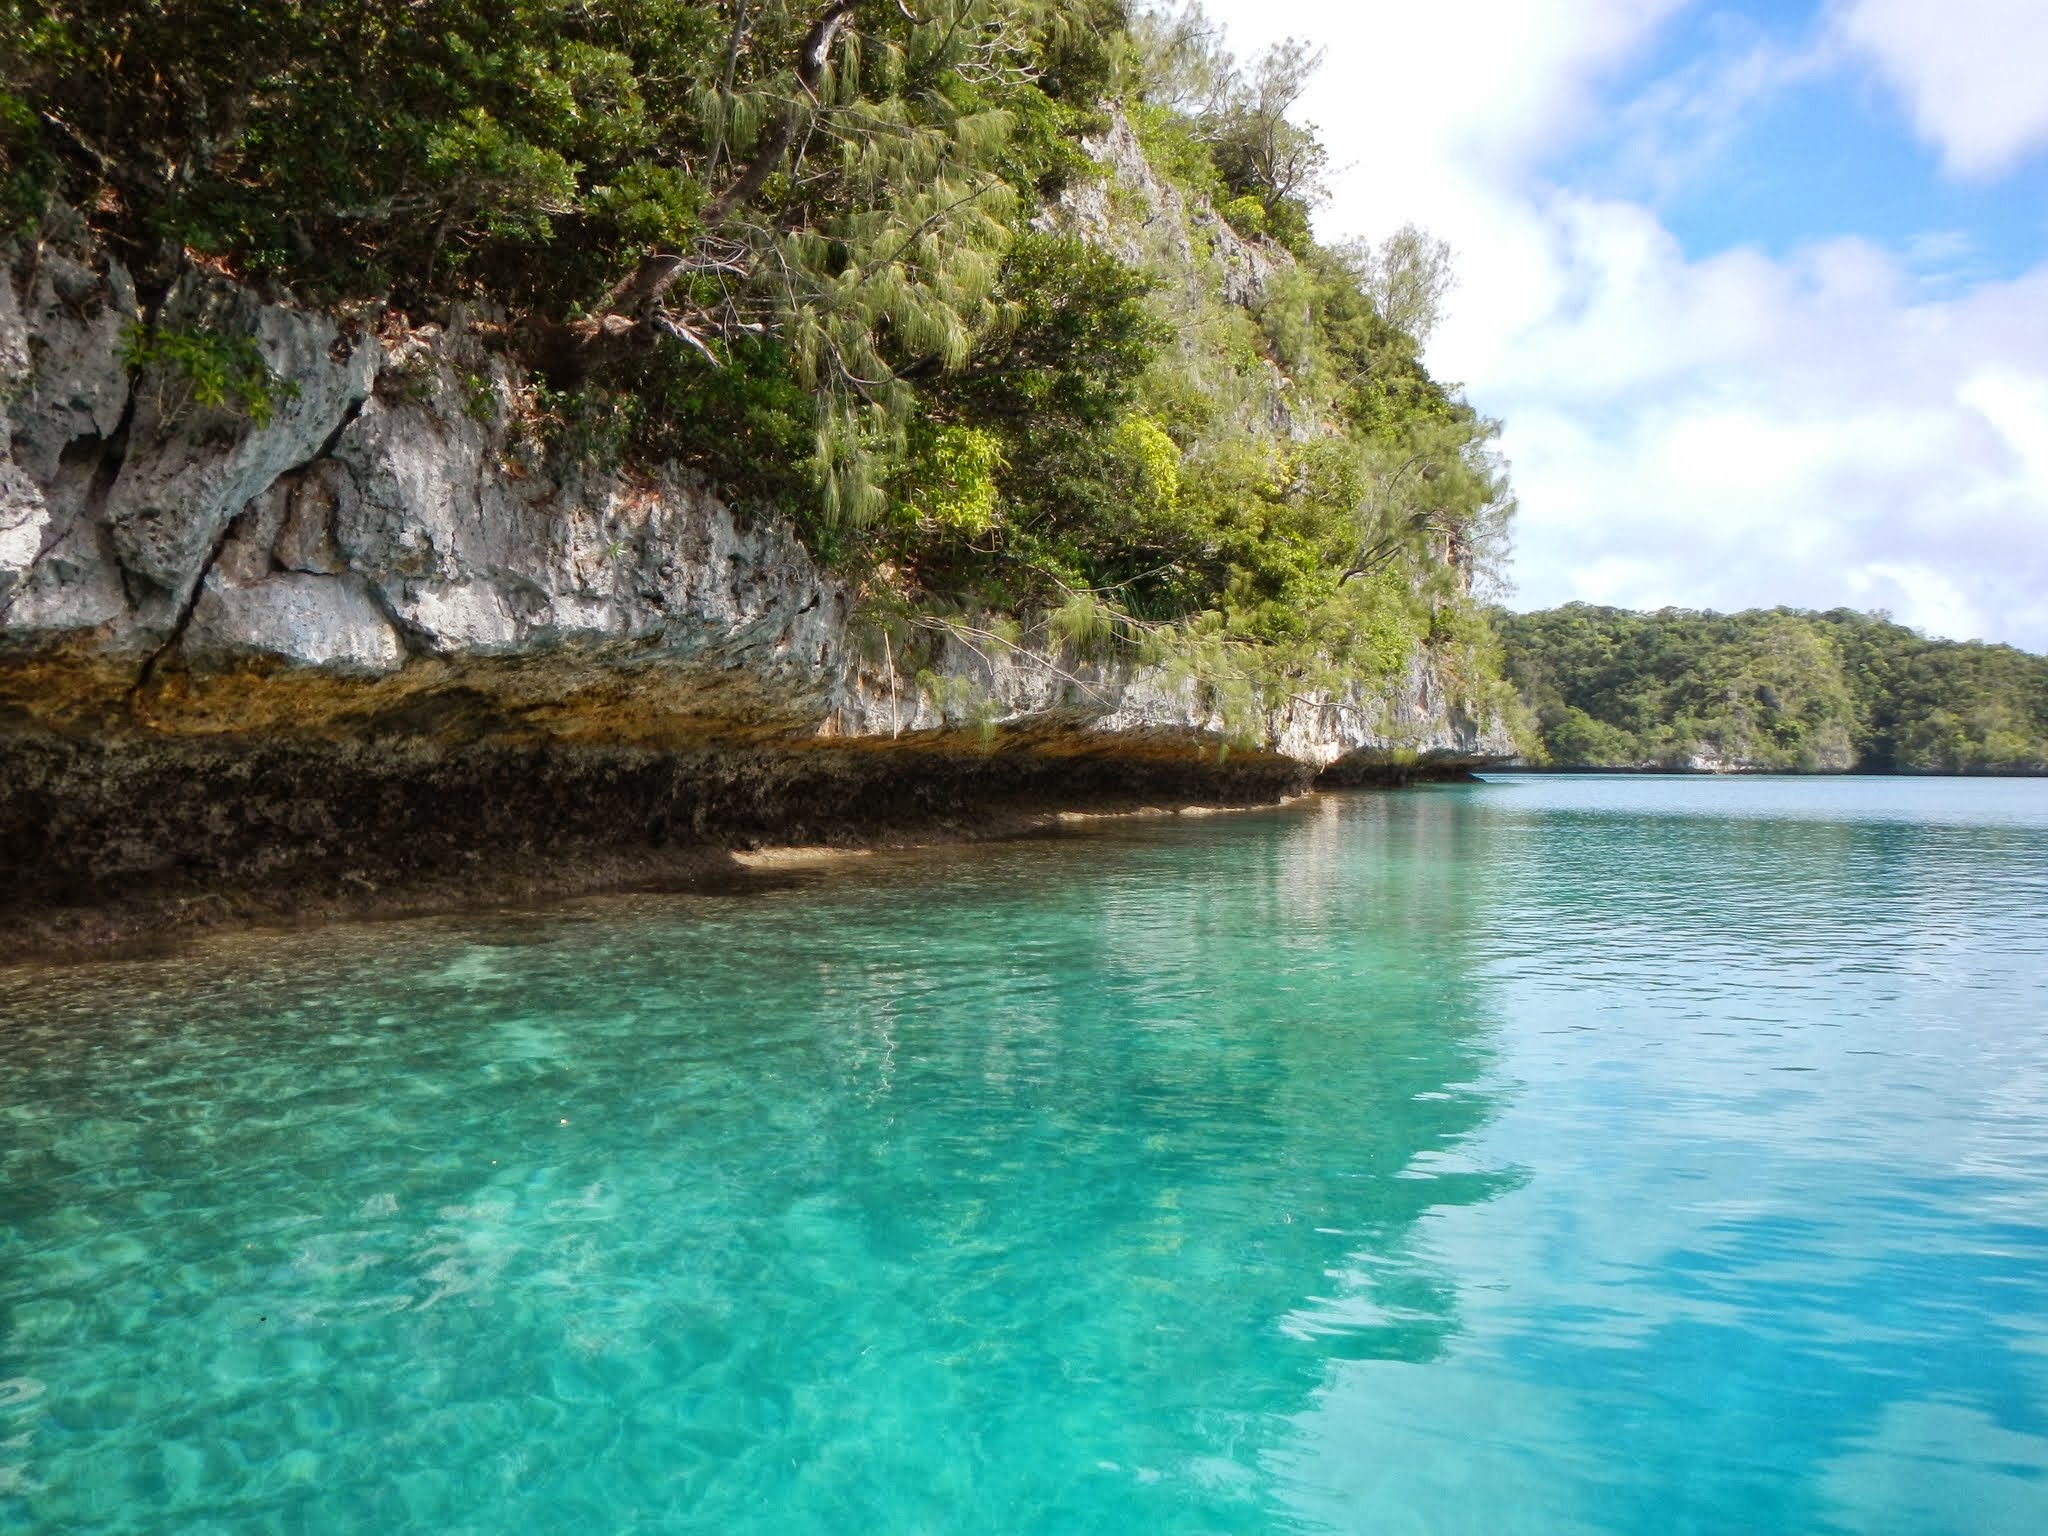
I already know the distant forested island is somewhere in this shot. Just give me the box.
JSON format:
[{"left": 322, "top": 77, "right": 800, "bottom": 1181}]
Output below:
[{"left": 1496, "top": 605, "right": 2048, "bottom": 774}]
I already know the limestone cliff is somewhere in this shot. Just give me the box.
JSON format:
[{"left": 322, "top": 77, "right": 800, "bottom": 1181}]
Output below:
[{"left": 0, "top": 200, "right": 1510, "bottom": 948}]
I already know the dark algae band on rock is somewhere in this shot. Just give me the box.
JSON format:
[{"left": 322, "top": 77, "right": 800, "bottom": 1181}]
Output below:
[
  {"left": 0, "top": 733, "right": 1304, "bottom": 956},
  {"left": 0, "top": 726, "right": 1492, "bottom": 959},
  {"left": 0, "top": 707, "right": 1502, "bottom": 967}
]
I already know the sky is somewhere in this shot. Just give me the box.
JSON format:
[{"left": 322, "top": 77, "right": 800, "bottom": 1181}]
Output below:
[{"left": 1193, "top": 0, "right": 2048, "bottom": 649}]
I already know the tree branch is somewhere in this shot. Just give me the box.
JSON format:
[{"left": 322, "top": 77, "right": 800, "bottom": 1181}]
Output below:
[
  {"left": 707, "top": 1, "right": 753, "bottom": 179},
  {"left": 600, "top": 0, "right": 864, "bottom": 323},
  {"left": 701, "top": 0, "right": 861, "bottom": 226}
]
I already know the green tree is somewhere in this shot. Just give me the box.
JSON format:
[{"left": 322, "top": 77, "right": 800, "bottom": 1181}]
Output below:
[{"left": 1344, "top": 224, "right": 1455, "bottom": 344}]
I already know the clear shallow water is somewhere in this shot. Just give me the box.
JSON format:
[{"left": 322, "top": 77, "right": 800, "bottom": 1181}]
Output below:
[{"left": 3, "top": 775, "right": 2047, "bottom": 1534}]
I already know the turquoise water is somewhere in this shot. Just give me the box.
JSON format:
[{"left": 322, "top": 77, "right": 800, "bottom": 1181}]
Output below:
[{"left": 3, "top": 775, "right": 2048, "bottom": 1533}]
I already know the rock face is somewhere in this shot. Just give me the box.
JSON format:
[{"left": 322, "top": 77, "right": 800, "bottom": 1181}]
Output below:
[
  {"left": 1044, "top": 113, "right": 1289, "bottom": 314},
  {"left": 0, "top": 212, "right": 1511, "bottom": 948}
]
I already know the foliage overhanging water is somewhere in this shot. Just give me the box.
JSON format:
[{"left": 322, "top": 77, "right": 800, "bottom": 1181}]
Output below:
[{"left": 4, "top": 776, "right": 2046, "bottom": 1533}]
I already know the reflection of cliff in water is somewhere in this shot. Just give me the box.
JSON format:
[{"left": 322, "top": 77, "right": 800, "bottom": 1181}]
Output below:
[{"left": 742, "top": 790, "right": 1527, "bottom": 1503}]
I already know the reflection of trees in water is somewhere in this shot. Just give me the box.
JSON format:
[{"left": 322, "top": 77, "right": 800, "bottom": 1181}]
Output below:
[{"left": 765, "top": 791, "right": 1521, "bottom": 1516}]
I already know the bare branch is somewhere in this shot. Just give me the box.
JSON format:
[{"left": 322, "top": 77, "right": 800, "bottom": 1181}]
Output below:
[
  {"left": 707, "top": 1, "right": 753, "bottom": 179},
  {"left": 702, "top": 0, "right": 861, "bottom": 225},
  {"left": 649, "top": 310, "right": 724, "bottom": 368}
]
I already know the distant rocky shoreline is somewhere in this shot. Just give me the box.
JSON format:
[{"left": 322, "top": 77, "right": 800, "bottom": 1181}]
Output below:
[{"left": 1494, "top": 763, "right": 2047, "bottom": 778}]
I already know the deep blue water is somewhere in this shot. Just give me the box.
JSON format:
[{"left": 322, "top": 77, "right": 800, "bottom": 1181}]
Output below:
[{"left": 3, "top": 774, "right": 2046, "bottom": 1533}]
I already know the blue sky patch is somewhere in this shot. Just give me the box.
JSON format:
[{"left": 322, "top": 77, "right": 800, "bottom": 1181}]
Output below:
[{"left": 1553, "top": 1, "right": 2048, "bottom": 283}]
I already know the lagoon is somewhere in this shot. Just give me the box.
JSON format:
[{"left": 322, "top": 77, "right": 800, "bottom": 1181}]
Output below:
[{"left": 3, "top": 775, "right": 2046, "bottom": 1532}]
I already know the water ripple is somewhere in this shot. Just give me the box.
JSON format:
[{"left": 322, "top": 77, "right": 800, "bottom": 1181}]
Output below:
[{"left": 1, "top": 776, "right": 2046, "bottom": 1532}]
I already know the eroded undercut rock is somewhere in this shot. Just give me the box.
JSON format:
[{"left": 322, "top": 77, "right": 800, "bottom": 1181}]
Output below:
[{"left": 0, "top": 222, "right": 1512, "bottom": 953}]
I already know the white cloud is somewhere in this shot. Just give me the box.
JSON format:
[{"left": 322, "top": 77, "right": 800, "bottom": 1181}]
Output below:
[
  {"left": 1601, "top": 31, "right": 1829, "bottom": 206},
  {"left": 1958, "top": 365, "right": 2048, "bottom": 488},
  {"left": 1835, "top": 0, "right": 2048, "bottom": 178},
  {"left": 1192, "top": 0, "right": 2048, "bottom": 648},
  {"left": 1488, "top": 236, "right": 2048, "bottom": 642},
  {"left": 1847, "top": 564, "right": 1989, "bottom": 641},
  {"left": 1903, "top": 229, "right": 1974, "bottom": 268}
]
